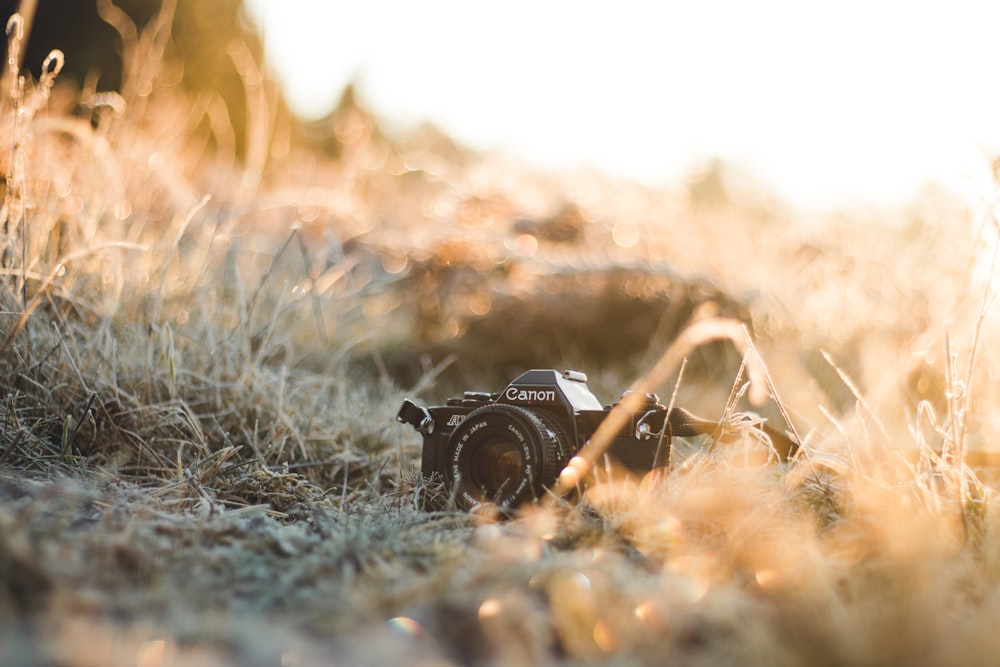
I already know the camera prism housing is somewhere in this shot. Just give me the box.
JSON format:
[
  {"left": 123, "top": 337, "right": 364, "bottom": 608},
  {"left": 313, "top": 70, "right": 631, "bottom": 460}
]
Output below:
[{"left": 396, "top": 368, "right": 724, "bottom": 511}]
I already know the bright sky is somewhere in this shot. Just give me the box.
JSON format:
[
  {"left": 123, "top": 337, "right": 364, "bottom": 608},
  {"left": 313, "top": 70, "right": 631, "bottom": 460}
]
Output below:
[{"left": 245, "top": 0, "right": 1000, "bottom": 211}]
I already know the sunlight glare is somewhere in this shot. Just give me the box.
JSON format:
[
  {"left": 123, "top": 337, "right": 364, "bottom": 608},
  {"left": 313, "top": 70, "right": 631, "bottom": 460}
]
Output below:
[
  {"left": 387, "top": 616, "right": 426, "bottom": 636},
  {"left": 246, "top": 0, "right": 1000, "bottom": 210},
  {"left": 478, "top": 597, "right": 502, "bottom": 619},
  {"left": 136, "top": 639, "right": 171, "bottom": 667},
  {"left": 592, "top": 618, "right": 616, "bottom": 652},
  {"left": 611, "top": 221, "right": 639, "bottom": 248}
]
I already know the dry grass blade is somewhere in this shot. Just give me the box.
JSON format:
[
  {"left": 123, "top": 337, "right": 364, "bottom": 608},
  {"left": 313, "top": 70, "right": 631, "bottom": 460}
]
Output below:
[
  {"left": 741, "top": 325, "right": 802, "bottom": 450},
  {"left": 151, "top": 194, "right": 209, "bottom": 324},
  {"left": 820, "top": 349, "right": 890, "bottom": 442},
  {"left": 0, "top": 241, "right": 144, "bottom": 356}
]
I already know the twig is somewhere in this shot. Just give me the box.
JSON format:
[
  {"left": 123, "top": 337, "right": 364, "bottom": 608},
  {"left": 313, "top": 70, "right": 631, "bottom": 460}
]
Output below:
[
  {"left": 0, "top": 428, "right": 25, "bottom": 466},
  {"left": 64, "top": 392, "right": 97, "bottom": 455},
  {"left": 656, "top": 356, "right": 687, "bottom": 471},
  {"left": 549, "top": 317, "right": 770, "bottom": 499}
]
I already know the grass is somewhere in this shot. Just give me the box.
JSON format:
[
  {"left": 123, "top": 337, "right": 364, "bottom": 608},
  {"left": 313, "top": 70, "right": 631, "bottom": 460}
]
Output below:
[{"left": 3, "top": 6, "right": 1000, "bottom": 666}]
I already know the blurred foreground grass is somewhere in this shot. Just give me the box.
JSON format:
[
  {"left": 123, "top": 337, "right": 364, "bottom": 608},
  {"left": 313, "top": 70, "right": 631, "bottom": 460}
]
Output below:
[{"left": 3, "top": 8, "right": 1000, "bottom": 666}]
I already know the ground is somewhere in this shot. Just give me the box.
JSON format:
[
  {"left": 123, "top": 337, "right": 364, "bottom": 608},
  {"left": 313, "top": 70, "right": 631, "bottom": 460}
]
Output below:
[{"left": 2, "top": 10, "right": 1000, "bottom": 666}]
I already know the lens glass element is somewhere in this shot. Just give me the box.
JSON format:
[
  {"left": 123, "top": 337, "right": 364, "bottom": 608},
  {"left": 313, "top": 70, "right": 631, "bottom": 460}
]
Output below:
[{"left": 468, "top": 437, "right": 525, "bottom": 501}]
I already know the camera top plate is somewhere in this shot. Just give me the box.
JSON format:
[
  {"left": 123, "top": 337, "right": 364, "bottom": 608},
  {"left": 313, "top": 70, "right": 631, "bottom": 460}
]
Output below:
[{"left": 498, "top": 369, "right": 604, "bottom": 415}]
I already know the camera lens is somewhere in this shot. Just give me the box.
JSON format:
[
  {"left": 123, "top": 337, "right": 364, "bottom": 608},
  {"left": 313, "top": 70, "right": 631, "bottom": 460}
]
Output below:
[
  {"left": 447, "top": 404, "right": 567, "bottom": 510},
  {"left": 468, "top": 437, "right": 525, "bottom": 500}
]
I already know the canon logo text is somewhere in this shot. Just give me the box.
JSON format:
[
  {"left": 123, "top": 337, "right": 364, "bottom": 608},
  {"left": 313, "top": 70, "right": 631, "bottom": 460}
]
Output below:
[{"left": 505, "top": 387, "right": 556, "bottom": 402}]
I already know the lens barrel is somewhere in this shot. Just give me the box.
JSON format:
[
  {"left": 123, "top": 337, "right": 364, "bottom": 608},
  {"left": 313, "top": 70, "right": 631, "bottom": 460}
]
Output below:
[{"left": 446, "top": 404, "right": 567, "bottom": 510}]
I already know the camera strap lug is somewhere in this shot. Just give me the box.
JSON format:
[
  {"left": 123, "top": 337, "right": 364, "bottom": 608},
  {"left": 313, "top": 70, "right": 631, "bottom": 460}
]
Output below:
[
  {"left": 396, "top": 399, "right": 435, "bottom": 434},
  {"left": 635, "top": 410, "right": 659, "bottom": 440}
]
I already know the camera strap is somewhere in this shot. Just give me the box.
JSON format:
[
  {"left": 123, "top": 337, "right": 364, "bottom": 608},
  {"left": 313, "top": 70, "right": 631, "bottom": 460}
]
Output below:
[
  {"left": 664, "top": 406, "right": 799, "bottom": 462},
  {"left": 664, "top": 407, "right": 719, "bottom": 438}
]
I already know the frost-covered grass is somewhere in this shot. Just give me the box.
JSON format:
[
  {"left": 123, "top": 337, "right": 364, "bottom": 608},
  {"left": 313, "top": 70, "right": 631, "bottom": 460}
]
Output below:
[{"left": 3, "top": 7, "right": 1000, "bottom": 666}]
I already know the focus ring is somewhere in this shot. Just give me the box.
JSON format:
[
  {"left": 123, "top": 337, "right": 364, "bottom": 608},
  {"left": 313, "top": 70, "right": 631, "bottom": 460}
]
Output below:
[{"left": 446, "top": 404, "right": 568, "bottom": 510}]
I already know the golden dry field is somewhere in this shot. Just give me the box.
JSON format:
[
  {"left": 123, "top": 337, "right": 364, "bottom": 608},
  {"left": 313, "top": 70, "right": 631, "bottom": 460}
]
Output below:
[{"left": 4, "top": 5, "right": 1000, "bottom": 667}]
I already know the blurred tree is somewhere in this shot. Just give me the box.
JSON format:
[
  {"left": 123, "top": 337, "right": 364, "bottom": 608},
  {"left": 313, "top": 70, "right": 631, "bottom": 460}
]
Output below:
[
  {"left": 686, "top": 157, "right": 731, "bottom": 208},
  {"left": 0, "top": 0, "right": 268, "bottom": 158}
]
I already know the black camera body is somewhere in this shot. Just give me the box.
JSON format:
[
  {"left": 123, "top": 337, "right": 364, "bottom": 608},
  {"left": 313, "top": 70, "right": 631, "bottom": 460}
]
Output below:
[{"left": 396, "top": 369, "right": 723, "bottom": 510}]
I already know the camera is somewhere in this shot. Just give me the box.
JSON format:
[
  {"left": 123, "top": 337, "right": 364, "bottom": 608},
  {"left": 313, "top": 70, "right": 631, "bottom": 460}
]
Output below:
[{"left": 397, "top": 369, "right": 799, "bottom": 511}]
